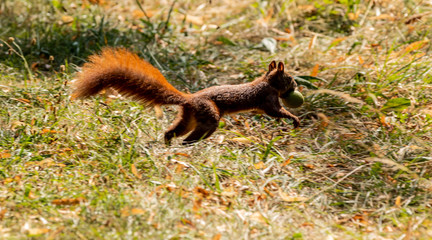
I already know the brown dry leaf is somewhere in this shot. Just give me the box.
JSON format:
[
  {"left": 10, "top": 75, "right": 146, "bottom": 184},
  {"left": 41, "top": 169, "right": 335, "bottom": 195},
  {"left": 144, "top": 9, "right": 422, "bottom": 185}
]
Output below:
[
  {"left": 279, "top": 189, "right": 308, "bottom": 202},
  {"left": 400, "top": 39, "right": 429, "bottom": 55},
  {"left": 395, "top": 196, "right": 402, "bottom": 207},
  {"left": 405, "top": 12, "right": 431, "bottom": 24},
  {"left": 41, "top": 129, "right": 57, "bottom": 134},
  {"left": 308, "top": 35, "right": 317, "bottom": 49},
  {"left": 304, "top": 164, "right": 315, "bottom": 169},
  {"left": 192, "top": 198, "right": 202, "bottom": 212},
  {"left": 298, "top": 5, "right": 315, "bottom": 13},
  {"left": 317, "top": 113, "right": 329, "bottom": 129},
  {"left": 61, "top": 15, "right": 74, "bottom": 24},
  {"left": 351, "top": 213, "right": 369, "bottom": 225},
  {"left": 130, "top": 208, "right": 146, "bottom": 215},
  {"left": 254, "top": 161, "right": 265, "bottom": 170},
  {"left": 17, "top": 98, "right": 30, "bottom": 104},
  {"left": 175, "top": 152, "right": 191, "bottom": 158},
  {"left": 28, "top": 191, "right": 37, "bottom": 200},
  {"left": 180, "top": 218, "right": 194, "bottom": 227},
  {"left": 3, "top": 178, "right": 13, "bottom": 184},
  {"left": 274, "top": 36, "right": 297, "bottom": 45},
  {"left": 28, "top": 158, "right": 66, "bottom": 168},
  {"left": 31, "top": 62, "right": 39, "bottom": 71},
  {"left": 230, "top": 137, "right": 252, "bottom": 144},
  {"left": 132, "top": 10, "right": 145, "bottom": 19},
  {"left": 131, "top": 164, "right": 141, "bottom": 179},
  {"left": 250, "top": 212, "right": 268, "bottom": 225},
  {"left": 348, "top": 11, "right": 359, "bottom": 20},
  {"left": 0, "top": 209, "right": 6, "bottom": 220},
  {"left": 194, "top": 187, "right": 210, "bottom": 198},
  {"left": 11, "top": 120, "right": 26, "bottom": 130},
  {"left": 212, "top": 233, "right": 222, "bottom": 240},
  {"left": 358, "top": 55, "right": 364, "bottom": 65},
  {"left": 340, "top": 133, "right": 364, "bottom": 140},
  {"left": 85, "top": 0, "right": 106, "bottom": 5},
  {"left": 175, "top": 163, "right": 185, "bottom": 173},
  {"left": 120, "top": 207, "right": 131, "bottom": 217},
  {"left": 185, "top": 15, "right": 204, "bottom": 26},
  {"left": 0, "top": 150, "right": 11, "bottom": 159},
  {"left": 52, "top": 197, "right": 86, "bottom": 206},
  {"left": 60, "top": 148, "right": 73, "bottom": 155},
  {"left": 301, "top": 222, "right": 314, "bottom": 227},
  {"left": 28, "top": 228, "right": 51, "bottom": 235},
  {"left": 330, "top": 37, "right": 347, "bottom": 47},
  {"left": 380, "top": 115, "right": 390, "bottom": 127},
  {"left": 263, "top": 187, "right": 275, "bottom": 197},
  {"left": 370, "top": 14, "right": 395, "bottom": 21},
  {"left": 310, "top": 64, "right": 319, "bottom": 77},
  {"left": 244, "top": 120, "right": 250, "bottom": 131},
  {"left": 280, "top": 156, "right": 293, "bottom": 167},
  {"left": 221, "top": 186, "right": 237, "bottom": 197}
]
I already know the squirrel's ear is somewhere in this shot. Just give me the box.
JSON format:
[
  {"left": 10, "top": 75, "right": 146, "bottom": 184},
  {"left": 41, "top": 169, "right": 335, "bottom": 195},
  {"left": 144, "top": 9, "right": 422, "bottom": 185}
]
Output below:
[
  {"left": 268, "top": 61, "right": 277, "bottom": 72},
  {"left": 277, "top": 62, "right": 284, "bottom": 72}
]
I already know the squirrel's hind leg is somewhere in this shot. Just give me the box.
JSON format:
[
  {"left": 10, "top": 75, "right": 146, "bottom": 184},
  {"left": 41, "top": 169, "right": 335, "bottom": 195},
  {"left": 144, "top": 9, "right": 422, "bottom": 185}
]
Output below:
[
  {"left": 182, "top": 101, "right": 220, "bottom": 145},
  {"left": 164, "top": 107, "right": 196, "bottom": 144},
  {"left": 181, "top": 121, "right": 218, "bottom": 145}
]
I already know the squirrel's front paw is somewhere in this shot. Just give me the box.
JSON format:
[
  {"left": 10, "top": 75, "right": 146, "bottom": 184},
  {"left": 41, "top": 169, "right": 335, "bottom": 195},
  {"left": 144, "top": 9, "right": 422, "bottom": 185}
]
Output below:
[{"left": 292, "top": 116, "right": 300, "bottom": 128}]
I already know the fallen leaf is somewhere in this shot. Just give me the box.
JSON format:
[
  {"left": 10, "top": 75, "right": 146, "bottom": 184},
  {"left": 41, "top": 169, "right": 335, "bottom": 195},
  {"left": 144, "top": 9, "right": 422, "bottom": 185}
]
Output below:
[
  {"left": 230, "top": 137, "right": 252, "bottom": 144},
  {"left": 131, "top": 208, "right": 146, "bottom": 215},
  {"left": 0, "top": 208, "right": 7, "bottom": 220},
  {"left": 52, "top": 197, "right": 86, "bottom": 206},
  {"left": 27, "top": 228, "right": 51, "bottom": 236},
  {"left": 310, "top": 64, "right": 319, "bottom": 77},
  {"left": 358, "top": 55, "right": 364, "bottom": 65},
  {"left": 11, "top": 121, "right": 26, "bottom": 130},
  {"left": 61, "top": 15, "right": 74, "bottom": 24},
  {"left": 298, "top": 5, "right": 315, "bottom": 13},
  {"left": 250, "top": 212, "right": 268, "bottom": 225},
  {"left": 317, "top": 113, "right": 329, "bottom": 129},
  {"left": 192, "top": 198, "right": 202, "bottom": 212},
  {"left": 327, "top": 37, "right": 347, "bottom": 50},
  {"left": 280, "top": 156, "right": 293, "bottom": 167},
  {"left": 304, "top": 164, "right": 315, "bottom": 169},
  {"left": 308, "top": 35, "right": 317, "bottom": 49},
  {"left": 395, "top": 196, "right": 402, "bottom": 207},
  {"left": 0, "top": 150, "right": 11, "bottom": 159},
  {"left": 221, "top": 186, "right": 237, "bottom": 197},
  {"left": 348, "top": 11, "right": 359, "bottom": 20},
  {"left": 370, "top": 14, "right": 395, "bottom": 21},
  {"left": 41, "top": 129, "right": 57, "bottom": 134},
  {"left": 185, "top": 15, "right": 204, "bottom": 26},
  {"left": 254, "top": 161, "right": 265, "bottom": 170},
  {"left": 400, "top": 40, "right": 429, "bottom": 55},
  {"left": 279, "top": 189, "right": 308, "bottom": 202},
  {"left": 174, "top": 152, "right": 191, "bottom": 158},
  {"left": 131, "top": 164, "right": 141, "bottom": 179},
  {"left": 212, "top": 233, "right": 222, "bottom": 240}
]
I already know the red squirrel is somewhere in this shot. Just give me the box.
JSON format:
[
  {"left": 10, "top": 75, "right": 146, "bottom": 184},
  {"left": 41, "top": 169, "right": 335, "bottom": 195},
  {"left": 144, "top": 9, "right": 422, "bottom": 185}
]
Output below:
[{"left": 72, "top": 48, "right": 300, "bottom": 144}]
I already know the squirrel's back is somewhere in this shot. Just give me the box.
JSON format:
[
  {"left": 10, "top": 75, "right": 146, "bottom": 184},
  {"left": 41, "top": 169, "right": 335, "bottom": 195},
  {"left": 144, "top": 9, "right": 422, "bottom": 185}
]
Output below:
[{"left": 72, "top": 48, "right": 187, "bottom": 106}]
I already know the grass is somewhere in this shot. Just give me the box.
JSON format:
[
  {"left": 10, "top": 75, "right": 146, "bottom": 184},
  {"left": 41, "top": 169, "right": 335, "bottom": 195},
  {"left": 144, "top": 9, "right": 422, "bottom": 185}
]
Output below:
[{"left": 1, "top": 0, "right": 432, "bottom": 239}]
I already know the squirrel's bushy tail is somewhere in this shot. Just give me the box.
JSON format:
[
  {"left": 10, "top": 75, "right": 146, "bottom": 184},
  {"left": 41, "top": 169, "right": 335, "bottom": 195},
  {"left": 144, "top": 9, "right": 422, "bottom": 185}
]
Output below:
[{"left": 72, "top": 48, "right": 188, "bottom": 106}]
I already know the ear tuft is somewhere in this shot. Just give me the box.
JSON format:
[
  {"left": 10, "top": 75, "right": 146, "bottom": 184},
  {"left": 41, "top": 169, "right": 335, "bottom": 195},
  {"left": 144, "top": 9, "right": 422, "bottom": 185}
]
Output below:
[
  {"left": 268, "top": 61, "right": 277, "bottom": 72},
  {"left": 277, "top": 62, "right": 284, "bottom": 72}
]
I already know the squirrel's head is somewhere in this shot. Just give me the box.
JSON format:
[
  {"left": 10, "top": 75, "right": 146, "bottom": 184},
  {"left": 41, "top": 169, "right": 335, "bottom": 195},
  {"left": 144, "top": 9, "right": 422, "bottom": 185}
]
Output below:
[{"left": 267, "top": 61, "right": 297, "bottom": 96}]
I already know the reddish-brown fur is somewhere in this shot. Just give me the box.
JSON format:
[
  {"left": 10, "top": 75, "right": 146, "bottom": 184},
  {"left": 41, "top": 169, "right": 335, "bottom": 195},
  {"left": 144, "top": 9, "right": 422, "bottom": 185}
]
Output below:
[{"left": 72, "top": 48, "right": 300, "bottom": 144}]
